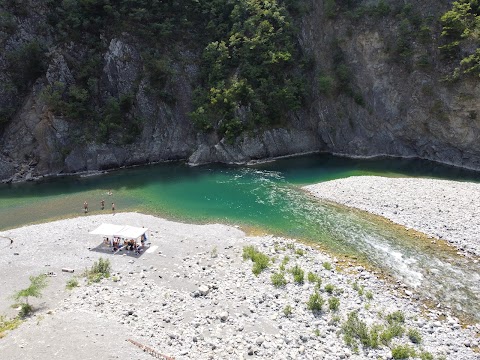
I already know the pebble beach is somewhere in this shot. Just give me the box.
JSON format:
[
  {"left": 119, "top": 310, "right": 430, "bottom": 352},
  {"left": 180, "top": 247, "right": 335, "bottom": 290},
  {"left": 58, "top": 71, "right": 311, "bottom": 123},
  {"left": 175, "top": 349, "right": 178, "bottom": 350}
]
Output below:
[
  {"left": 0, "top": 212, "right": 479, "bottom": 359},
  {"left": 304, "top": 176, "right": 480, "bottom": 256}
]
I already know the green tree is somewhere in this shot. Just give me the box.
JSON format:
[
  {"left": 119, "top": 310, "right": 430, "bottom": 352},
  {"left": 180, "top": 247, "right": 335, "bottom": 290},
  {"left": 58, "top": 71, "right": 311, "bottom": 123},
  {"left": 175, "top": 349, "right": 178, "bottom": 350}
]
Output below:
[
  {"left": 440, "top": 0, "right": 480, "bottom": 77},
  {"left": 191, "top": 0, "right": 305, "bottom": 140},
  {"left": 13, "top": 274, "right": 48, "bottom": 317}
]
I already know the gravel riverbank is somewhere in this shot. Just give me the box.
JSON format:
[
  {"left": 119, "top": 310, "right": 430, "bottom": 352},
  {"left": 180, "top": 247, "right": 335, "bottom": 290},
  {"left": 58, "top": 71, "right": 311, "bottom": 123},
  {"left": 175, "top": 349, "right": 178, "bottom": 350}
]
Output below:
[
  {"left": 0, "top": 213, "right": 479, "bottom": 359},
  {"left": 304, "top": 176, "right": 480, "bottom": 257}
]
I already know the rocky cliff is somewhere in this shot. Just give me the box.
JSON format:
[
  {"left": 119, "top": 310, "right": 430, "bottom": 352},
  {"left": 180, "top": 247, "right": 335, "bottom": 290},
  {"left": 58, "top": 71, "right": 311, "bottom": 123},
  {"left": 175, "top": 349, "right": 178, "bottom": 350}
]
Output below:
[{"left": 0, "top": 0, "right": 479, "bottom": 182}]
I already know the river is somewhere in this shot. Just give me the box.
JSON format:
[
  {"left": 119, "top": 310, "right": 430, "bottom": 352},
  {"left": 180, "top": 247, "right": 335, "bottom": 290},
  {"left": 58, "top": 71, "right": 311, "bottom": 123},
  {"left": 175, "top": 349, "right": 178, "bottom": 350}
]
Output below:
[{"left": 0, "top": 154, "right": 479, "bottom": 321}]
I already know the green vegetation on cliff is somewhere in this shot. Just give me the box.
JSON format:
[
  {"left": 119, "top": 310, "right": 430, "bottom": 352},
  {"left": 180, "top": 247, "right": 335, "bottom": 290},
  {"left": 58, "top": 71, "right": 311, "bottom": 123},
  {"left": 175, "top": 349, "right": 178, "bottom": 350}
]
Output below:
[
  {"left": 440, "top": 0, "right": 480, "bottom": 79},
  {"left": 2, "top": 0, "right": 306, "bottom": 142},
  {"left": 0, "top": 0, "right": 479, "bottom": 143},
  {"left": 190, "top": 0, "right": 306, "bottom": 141}
]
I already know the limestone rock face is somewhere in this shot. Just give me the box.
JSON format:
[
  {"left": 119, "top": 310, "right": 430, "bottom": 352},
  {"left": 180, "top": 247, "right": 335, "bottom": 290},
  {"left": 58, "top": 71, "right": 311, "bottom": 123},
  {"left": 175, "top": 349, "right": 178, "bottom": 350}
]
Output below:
[
  {"left": 46, "top": 53, "right": 74, "bottom": 87},
  {"left": 0, "top": 155, "right": 15, "bottom": 180},
  {"left": 189, "top": 127, "right": 321, "bottom": 165},
  {"left": 103, "top": 39, "right": 141, "bottom": 98},
  {"left": 299, "top": 2, "right": 480, "bottom": 170}
]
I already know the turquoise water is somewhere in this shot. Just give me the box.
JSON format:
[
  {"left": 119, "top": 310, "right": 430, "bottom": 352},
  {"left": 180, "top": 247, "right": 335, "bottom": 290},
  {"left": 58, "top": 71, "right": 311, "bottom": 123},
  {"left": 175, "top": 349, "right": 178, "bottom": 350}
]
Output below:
[{"left": 0, "top": 154, "right": 479, "bottom": 320}]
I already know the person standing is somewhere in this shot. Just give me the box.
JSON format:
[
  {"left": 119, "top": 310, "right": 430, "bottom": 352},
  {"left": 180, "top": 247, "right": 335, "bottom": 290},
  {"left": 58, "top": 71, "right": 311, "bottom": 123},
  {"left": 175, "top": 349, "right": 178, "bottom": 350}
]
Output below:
[
  {"left": 101, "top": 199, "right": 105, "bottom": 210},
  {"left": 112, "top": 202, "right": 115, "bottom": 214},
  {"left": 84, "top": 201, "right": 88, "bottom": 213}
]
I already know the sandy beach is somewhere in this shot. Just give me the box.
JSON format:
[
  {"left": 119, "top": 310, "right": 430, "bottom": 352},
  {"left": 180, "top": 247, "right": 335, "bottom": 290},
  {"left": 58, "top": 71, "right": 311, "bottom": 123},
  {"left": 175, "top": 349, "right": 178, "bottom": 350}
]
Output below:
[
  {"left": 0, "top": 212, "right": 478, "bottom": 359},
  {"left": 304, "top": 176, "right": 480, "bottom": 256}
]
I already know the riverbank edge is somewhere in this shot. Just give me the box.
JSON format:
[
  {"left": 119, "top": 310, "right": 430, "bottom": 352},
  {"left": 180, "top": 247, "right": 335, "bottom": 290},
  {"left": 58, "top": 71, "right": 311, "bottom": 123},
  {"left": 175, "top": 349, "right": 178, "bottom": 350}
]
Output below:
[
  {"left": 303, "top": 176, "right": 480, "bottom": 257},
  {"left": 4, "top": 150, "right": 480, "bottom": 185},
  {"left": 0, "top": 213, "right": 478, "bottom": 360}
]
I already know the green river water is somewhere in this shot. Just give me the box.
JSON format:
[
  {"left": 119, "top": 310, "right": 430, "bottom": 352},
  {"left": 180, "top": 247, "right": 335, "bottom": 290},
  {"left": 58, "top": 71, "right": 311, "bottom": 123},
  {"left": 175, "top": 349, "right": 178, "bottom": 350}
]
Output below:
[{"left": 0, "top": 154, "right": 479, "bottom": 321}]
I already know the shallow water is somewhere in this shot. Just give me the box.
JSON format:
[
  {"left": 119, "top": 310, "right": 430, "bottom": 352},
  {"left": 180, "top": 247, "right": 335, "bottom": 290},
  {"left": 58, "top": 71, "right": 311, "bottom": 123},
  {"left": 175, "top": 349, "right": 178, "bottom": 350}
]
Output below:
[{"left": 0, "top": 154, "right": 479, "bottom": 320}]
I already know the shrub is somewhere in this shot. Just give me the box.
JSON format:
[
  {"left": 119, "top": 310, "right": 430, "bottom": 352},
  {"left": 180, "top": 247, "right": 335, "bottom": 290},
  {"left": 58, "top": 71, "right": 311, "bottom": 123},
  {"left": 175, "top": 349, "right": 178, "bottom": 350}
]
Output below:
[
  {"left": 380, "top": 323, "right": 405, "bottom": 345},
  {"left": 283, "top": 305, "right": 293, "bottom": 317},
  {"left": 391, "top": 344, "right": 416, "bottom": 359},
  {"left": 242, "top": 246, "right": 270, "bottom": 276},
  {"left": 328, "top": 297, "right": 340, "bottom": 311},
  {"left": 352, "top": 281, "right": 365, "bottom": 296},
  {"left": 353, "top": 92, "right": 365, "bottom": 107},
  {"left": 419, "top": 351, "right": 434, "bottom": 360},
  {"left": 330, "top": 315, "right": 341, "bottom": 324},
  {"left": 289, "top": 265, "right": 304, "bottom": 284},
  {"left": 295, "top": 248, "right": 305, "bottom": 256},
  {"left": 407, "top": 328, "right": 422, "bottom": 344},
  {"left": 6, "top": 40, "right": 47, "bottom": 91},
  {"left": 13, "top": 274, "right": 48, "bottom": 317},
  {"left": 252, "top": 258, "right": 270, "bottom": 275},
  {"left": 342, "top": 311, "right": 381, "bottom": 350},
  {"left": 66, "top": 277, "right": 79, "bottom": 290},
  {"left": 85, "top": 258, "right": 111, "bottom": 283},
  {"left": 271, "top": 272, "right": 287, "bottom": 288},
  {"left": 322, "top": 262, "right": 332, "bottom": 270},
  {"left": 307, "top": 292, "right": 324, "bottom": 312},
  {"left": 324, "top": 0, "right": 336, "bottom": 18},
  {"left": 324, "top": 283, "right": 335, "bottom": 294},
  {"left": 318, "top": 75, "right": 334, "bottom": 94},
  {"left": 366, "top": 291, "right": 373, "bottom": 300},
  {"left": 386, "top": 311, "right": 405, "bottom": 324},
  {"left": 307, "top": 272, "right": 320, "bottom": 284}
]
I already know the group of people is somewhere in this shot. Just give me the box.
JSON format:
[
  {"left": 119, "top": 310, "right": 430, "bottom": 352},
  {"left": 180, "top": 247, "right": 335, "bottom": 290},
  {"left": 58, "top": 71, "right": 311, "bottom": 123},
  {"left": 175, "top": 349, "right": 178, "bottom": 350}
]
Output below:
[
  {"left": 107, "top": 237, "right": 143, "bottom": 255},
  {"left": 83, "top": 190, "right": 115, "bottom": 214}
]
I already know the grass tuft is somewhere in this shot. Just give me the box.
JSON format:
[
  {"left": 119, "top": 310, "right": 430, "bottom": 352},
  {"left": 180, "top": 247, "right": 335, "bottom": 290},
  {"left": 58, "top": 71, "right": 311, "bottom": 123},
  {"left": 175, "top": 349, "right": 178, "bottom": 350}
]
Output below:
[
  {"left": 66, "top": 277, "right": 79, "bottom": 290},
  {"left": 289, "top": 265, "right": 304, "bottom": 284},
  {"left": 85, "top": 258, "right": 111, "bottom": 283},
  {"left": 391, "top": 344, "right": 416, "bottom": 359},
  {"left": 407, "top": 328, "right": 422, "bottom": 344},
  {"left": 0, "top": 316, "right": 22, "bottom": 338},
  {"left": 271, "top": 272, "right": 287, "bottom": 287},
  {"left": 242, "top": 246, "right": 270, "bottom": 276},
  {"left": 328, "top": 297, "right": 340, "bottom": 311},
  {"left": 283, "top": 305, "right": 293, "bottom": 317},
  {"left": 307, "top": 292, "right": 324, "bottom": 312}
]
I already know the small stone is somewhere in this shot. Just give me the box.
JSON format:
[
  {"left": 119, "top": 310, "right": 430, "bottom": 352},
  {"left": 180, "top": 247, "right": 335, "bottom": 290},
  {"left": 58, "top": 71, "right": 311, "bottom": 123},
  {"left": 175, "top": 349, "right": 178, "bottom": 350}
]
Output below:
[
  {"left": 219, "top": 311, "right": 229, "bottom": 322},
  {"left": 256, "top": 336, "right": 264, "bottom": 345},
  {"left": 198, "top": 285, "right": 210, "bottom": 296}
]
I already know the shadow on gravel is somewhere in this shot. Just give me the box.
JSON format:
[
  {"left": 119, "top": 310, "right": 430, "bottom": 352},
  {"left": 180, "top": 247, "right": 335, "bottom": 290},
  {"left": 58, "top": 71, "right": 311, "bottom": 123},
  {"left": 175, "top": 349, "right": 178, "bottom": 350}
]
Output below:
[{"left": 88, "top": 244, "right": 149, "bottom": 258}]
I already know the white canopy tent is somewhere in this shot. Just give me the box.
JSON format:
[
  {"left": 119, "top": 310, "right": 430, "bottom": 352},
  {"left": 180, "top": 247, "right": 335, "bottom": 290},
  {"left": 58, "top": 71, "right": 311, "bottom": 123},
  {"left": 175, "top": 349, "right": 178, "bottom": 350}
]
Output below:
[{"left": 89, "top": 223, "right": 148, "bottom": 240}]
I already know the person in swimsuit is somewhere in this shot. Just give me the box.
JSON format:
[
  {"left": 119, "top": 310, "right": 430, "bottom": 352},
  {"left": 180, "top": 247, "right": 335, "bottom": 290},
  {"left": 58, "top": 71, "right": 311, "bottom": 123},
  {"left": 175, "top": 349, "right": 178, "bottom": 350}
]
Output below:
[
  {"left": 84, "top": 201, "right": 88, "bottom": 213},
  {"left": 101, "top": 199, "right": 105, "bottom": 210}
]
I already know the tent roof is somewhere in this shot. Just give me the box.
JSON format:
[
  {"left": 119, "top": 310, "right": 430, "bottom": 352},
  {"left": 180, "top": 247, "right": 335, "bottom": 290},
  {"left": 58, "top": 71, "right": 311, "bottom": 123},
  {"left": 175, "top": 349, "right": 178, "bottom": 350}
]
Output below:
[
  {"left": 119, "top": 225, "right": 148, "bottom": 239},
  {"left": 89, "top": 223, "right": 148, "bottom": 239},
  {"left": 89, "top": 223, "right": 124, "bottom": 235}
]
